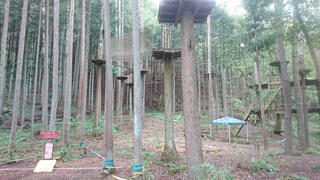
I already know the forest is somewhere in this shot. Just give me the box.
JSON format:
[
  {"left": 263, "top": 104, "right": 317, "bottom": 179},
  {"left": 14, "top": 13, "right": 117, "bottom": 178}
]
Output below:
[{"left": 0, "top": 0, "right": 319, "bottom": 179}]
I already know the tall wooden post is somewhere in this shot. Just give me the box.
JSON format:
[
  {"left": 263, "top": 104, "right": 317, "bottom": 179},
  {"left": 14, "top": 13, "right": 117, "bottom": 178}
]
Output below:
[
  {"left": 162, "top": 57, "right": 179, "bottom": 161},
  {"left": 181, "top": 10, "right": 203, "bottom": 179}
]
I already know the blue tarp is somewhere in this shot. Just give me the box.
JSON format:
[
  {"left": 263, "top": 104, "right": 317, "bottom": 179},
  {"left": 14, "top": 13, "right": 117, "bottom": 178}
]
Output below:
[{"left": 213, "top": 117, "right": 247, "bottom": 126}]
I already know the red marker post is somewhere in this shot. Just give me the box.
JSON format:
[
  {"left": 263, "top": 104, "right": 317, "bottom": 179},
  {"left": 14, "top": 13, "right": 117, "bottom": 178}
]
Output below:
[{"left": 41, "top": 131, "right": 59, "bottom": 160}]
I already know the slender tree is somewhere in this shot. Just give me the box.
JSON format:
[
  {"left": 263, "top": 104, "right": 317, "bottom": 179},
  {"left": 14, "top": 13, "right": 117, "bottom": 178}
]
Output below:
[
  {"left": 0, "top": 0, "right": 10, "bottom": 115},
  {"left": 50, "top": 0, "right": 60, "bottom": 131},
  {"left": 31, "top": 0, "right": 44, "bottom": 140},
  {"left": 207, "top": 15, "right": 217, "bottom": 138},
  {"left": 274, "top": 0, "right": 293, "bottom": 153},
  {"left": 102, "top": 0, "right": 115, "bottom": 172},
  {"left": 254, "top": 43, "right": 269, "bottom": 150},
  {"left": 42, "top": 0, "right": 50, "bottom": 131},
  {"left": 181, "top": 10, "right": 203, "bottom": 179},
  {"left": 77, "top": 0, "right": 86, "bottom": 139},
  {"left": 299, "top": 39, "right": 310, "bottom": 148},
  {"left": 62, "top": 0, "right": 75, "bottom": 148},
  {"left": 291, "top": 39, "right": 306, "bottom": 150},
  {"left": 131, "top": 0, "right": 143, "bottom": 175},
  {"left": 8, "top": 0, "right": 29, "bottom": 155}
]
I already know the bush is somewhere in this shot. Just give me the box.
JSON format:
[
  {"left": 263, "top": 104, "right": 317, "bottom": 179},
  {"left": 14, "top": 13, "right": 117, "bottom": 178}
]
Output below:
[
  {"left": 198, "top": 163, "right": 234, "bottom": 180},
  {"left": 250, "top": 158, "right": 279, "bottom": 177}
]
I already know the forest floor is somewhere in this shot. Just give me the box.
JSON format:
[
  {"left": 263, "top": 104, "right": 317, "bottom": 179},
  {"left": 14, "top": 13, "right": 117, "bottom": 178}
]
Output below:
[{"left": 0, "top": 112, "right": 320, "bottom": 180}]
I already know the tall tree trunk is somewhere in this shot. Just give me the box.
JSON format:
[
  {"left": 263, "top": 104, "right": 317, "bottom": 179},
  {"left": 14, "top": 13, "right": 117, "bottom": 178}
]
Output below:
[
  {"left": 299, "top": 39, "right": 310, "bottom": 148},
  {"left": 41, "top": 0, "right": 50, "bottom": 131},
  {"left": 31, "top": 0, "right": 44, "bottom": 140},
  {"left": 291, "top": 40, "right": 306, "bottom": 151},
  {"left": 181, "top": 10, "right": 203, "bottom": 179},
  {"left": 207, "top": 15, "right": 217, "bottom": 138},
  {"left": 255, "top": 43, "right": 269, "bottom": 151},
  {"left": 161, "top": 24, "right": 179, "bottom": 162},
  {"left": 85, "top": 0, "right": 91, "bottom": 112},
  {"left": 293, "top": 1, "right": 320, "bottom": 105},
  {"left": 19, "top": 31, "right": 29, "bottom": 129},
  {"left": 102, "top": 0, "right": 114, "bottom": 172},
  {"left": 8, "top": 0, "right": 29, "bottom": 156},
  {"left": 131, "top": 0, "right": 143, "bottom": 174},
  {"left": 274, "top": 0, "right": 293, "bottom": 153},
  {"left": 140, "top": 0, "right": 146, "bottom": 123},
  {"left": 76, "top": 0, "right": 86, "bottom": 139},
  {"left": 62, "top": 0, "right": 75, "bottom": 148},
  {"left": 0, "top": 0, "right": 10, "bottom": 115},
  {"left": 214, "top": 69, "right": 220, "bottom": 117},
  {"left": 197, "top": 57, "right": 201, "bottom": 115},
  {"left": 50, "top": 0, "right": 60, "bottom": 131},
  {"left": 222, "top": 66, "right": 228, "bottom": 116}
]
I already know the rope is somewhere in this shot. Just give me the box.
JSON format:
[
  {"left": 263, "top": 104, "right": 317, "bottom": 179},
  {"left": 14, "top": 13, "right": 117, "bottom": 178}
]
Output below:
[{"left": 80, "top": 142, "right": 105, "bottom": 160}]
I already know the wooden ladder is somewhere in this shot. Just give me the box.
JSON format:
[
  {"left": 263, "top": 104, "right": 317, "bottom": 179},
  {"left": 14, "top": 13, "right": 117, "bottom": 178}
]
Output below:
[
  {"left": 264, "top": 86, "right": 282, "bottom": 112},
  {"left": 235, "top": 105, "right": 253, "bottom": 136}
]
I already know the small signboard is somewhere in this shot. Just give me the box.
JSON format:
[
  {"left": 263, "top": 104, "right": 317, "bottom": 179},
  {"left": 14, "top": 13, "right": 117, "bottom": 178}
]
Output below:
[
  {"left": 40, "top": 131, "right": 59, "bottom": 139},
  {"left": 44, "top": 142, "right": 54, "bottom": 160},
  {"left": 34, "top": 160, "right": 57, "bottom": 173}
]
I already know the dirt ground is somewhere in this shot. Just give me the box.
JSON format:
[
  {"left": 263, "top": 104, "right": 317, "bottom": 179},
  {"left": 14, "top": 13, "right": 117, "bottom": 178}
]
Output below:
[{"left": 1, "top": 116, "right": 320, "bottom": 180}]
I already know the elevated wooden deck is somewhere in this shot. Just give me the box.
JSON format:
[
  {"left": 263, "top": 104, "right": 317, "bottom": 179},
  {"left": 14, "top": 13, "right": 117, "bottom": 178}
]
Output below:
[
  {"left": 152, "top": 49, "right": 181, "bottom": 60},
  {"left": 158, "top": 0, "right": 215, "bottom": 25}
]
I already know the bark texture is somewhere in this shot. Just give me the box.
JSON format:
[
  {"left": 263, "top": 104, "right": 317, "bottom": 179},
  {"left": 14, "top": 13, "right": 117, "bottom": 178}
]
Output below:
[
  {"left": 181, "top": 10, "right": 203, "bottom": 179},
  {"left": 8, "top": 0, "right": 29, "bottom": 155},
  {"left": 62, "top": 0, "right": 75, "bottom": 148},
  {"left": 0, "top": 0, "right": 10, "bottom": 115}
]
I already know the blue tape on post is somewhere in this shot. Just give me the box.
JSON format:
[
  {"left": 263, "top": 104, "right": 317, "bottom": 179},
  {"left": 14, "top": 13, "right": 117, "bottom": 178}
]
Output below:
[
  {"left": 104, "top": 159, "right": 114, "bottom": 166},
  {"left": 133, "top": 167, "right": 143, "bottom": 171},
  {"left": 132, "top": 164, "right": 143, "bottom": 171}
]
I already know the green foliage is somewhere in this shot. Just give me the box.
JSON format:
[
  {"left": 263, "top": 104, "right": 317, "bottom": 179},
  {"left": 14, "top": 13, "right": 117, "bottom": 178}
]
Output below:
[
  {"left": 198, "top": 163, "right": 234, "bottom": 180},
  {"left": 250, "top": 158, "right": 279, "bottom": 177},
  {"left": 165, "top": 162, "right": 186, "bottom": 175},
  {"left": 142, "top": 151, "right": 155, "bottom": 165}
]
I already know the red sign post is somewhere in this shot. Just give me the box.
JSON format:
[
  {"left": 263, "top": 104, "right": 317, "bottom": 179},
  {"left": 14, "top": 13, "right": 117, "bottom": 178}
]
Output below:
[
  {"left": 41, "top": 131, "right": 59, "bottom": 160},
  {"left": 40, "top": 131, "right": 59, "bottom": 139}
]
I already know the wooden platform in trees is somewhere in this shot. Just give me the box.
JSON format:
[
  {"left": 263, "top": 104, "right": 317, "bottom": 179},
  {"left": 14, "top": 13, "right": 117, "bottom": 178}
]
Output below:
[
  {"left": 158, "top": 0, "right": 215, "bottom": 25},
  {"left": 152, "top": 49, "right": 181, "bottom": 60}
]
